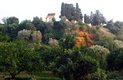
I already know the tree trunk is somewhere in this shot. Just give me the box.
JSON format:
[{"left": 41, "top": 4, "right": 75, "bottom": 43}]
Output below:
[{"left": 11, "top": 74, "right": 16, "bottom": 79}]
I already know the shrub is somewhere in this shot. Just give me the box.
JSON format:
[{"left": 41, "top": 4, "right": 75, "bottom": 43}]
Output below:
[
  {"left": 106, "top": 48, "right": 123, "bottom": 71},
  {"left": 107, "top": 72, "right": 120, "bottom": 79},
  {"left": 90, "top": 45, "right": 110, "bottom": 69},
  {"left": 88, "top": 69, "right": 107, "bottom": 80}
]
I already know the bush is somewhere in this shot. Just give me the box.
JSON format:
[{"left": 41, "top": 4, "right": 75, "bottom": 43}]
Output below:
[
  {"left": 106, "top": 48, "right": 123, "bottom": 71},
  {"left": 90, "top": 45, "right": 110, "bottom": 69},
  {"left": 54, "top": 47, "right": 98, "bottom": 80},
  {"left": 87, "top": 69, "right": 107, "bottom": 80},
  {"left": 107, "top": 72, "right": 120, "bottom": 79},
  {"left": 106, "top": 72, "right": 123, "bottom": 80}
]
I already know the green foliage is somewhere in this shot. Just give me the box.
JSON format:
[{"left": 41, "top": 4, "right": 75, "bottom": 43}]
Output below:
[
  {"left": 87, "top": 69, "right": 107, "bottom": 80},
  {"left": 59, "top": 34, "right": 74, "bottom": 49},
  {"left": 54, "top": 46, "right": 98, "bottom": 80},
  {"left": 117, "top": 31, "right": 123, "bottom": 41},
  {"left": 84, "top": 14, "right": 91, "bottom": 24},
  {"left": 0, "top": 11, "right": 123, "bottom": 80},
  {"left": 90, "top": 45, "right": 110, "bottom": 69},
  {"left": 91, "top": 10, "right": 106, "bottom": 25},
  {"left": 106, "top": 21, "right": 123, "bottom": 34},
  {"left": 39, "top": 45, "right": 63, "bottom": 70},
  {"left": 3, "top": 17, "right": 19, "bottom": 25},
  {"left": 61, "top": 3, "right": 83, "bottom": 21},
  {"left": 0, "top": 33, "right": 10, "bottom": 42},
  {"left": 32, "top": 17, "right": 47, "bottom": 42},
  {"left": 78, "top": 22, "right": 90, "bottom": 31},
  {"left": 90, "top": 27, "right": 115, "bottom": 51},
  {"left": 1, "top": 17, "right": 19, "bottom": 40},
  {"left": 106, "top": 48, "right": 123, "bottom": 71},
  {"left": 107, "top": 72, "right": 120, "bottom": 79},
  {"left": 0, "top": 40, "right": 39, "bottom": 78},
  {"left": 18, "top": 20, "right": 36, "bottom": 31},
  {"left": 51, "top": 29, "right": 63, "bottom": 40},
  {"left": 52, "top": 21, "right": 66, "bottom": 40},
  {"left": 90, "top": 45, "right": 110, "bottom": 59}
]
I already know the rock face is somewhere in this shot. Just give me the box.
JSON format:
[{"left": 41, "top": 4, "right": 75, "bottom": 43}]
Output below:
[
  {"left": 18, "top": 29, "right": 31, "bottom": 40},
  {"left": 48, "top": 38, "right": 59, "bottom": 47},
  {"left": 32, "top": 31, "right": 42, "bottom": 43},
  {"left": 114, "top": 40, "right": 123, "bottom": 48}
]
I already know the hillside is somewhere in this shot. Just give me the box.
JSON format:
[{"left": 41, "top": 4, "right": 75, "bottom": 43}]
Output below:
[{"left": 0, "top": 2, "right": 123, "bottom": 80}]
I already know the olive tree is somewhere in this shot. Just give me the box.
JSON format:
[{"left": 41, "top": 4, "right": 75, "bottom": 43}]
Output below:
[
  {"left": 54, "top": 47, "right": 98, "bottom": 80},
  {"left": 0, "top": 40, "right": 37, "bottom": 78}
]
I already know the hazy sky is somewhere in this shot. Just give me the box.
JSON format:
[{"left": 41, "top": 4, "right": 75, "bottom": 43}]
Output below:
[{"left": 0, "top": 0, "right": 123, "bottom": 23}]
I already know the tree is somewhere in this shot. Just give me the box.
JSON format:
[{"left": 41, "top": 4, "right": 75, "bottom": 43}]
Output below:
[
  {"left": 0, "top": 33, "right": 10, "bottom": 42},
  {"left": 75, "top": 3, "right": 83, "bottom": 22},
  {"left": 32, "top": 16, "right": 47, "bottom": 42},
  {"left": 91, "top": 10, "right": 106, "bottom": 25},
  {"left": 0, "top": 40, "right": 37, "bottom": 78},
  {"left": 59, "top": 34, "right": 74, "bottom": 49},
  {"left": 18, "top": 20, "right": 36, "bottom": 31},
  {"left": 106, "top": 20, "right": 117, "bottom": 34},
  {"left": 2, "top": 17, "right": 19, "bottom": 25},
  {"left": 61, "top": 3, "right": 83, "bottom": 21},
  {"left": 90, "top": 45, "right": 110, "bottom": 69},
  {"left": 114, "top": 49, "right": 123, "bottom": 70},
  {"left": 2, "top": 17, "right": 19, "bottom": 40},
  {"left": 74, "top": 27, "right": 93, "bottom": 47},
  {"left": 106, "top": 48, "right": 123, "bottom": 71},
  {"left": 84, "top": 14, "right": 91, "bottom": 24},
  {"left": 54, "top": 47, "right": 98, "bottom": 80},
  {"left": 32, "top": 17, "right": 46, "bottom": 34},
  {"left": 39, "top": 45, "right": 63, "bottom": 70},
  {"left": 106, "top": 21, "right": 123, "bottom": 34},
  {"left": 52, "top": 21, "right": 65, "bottom": 40}
]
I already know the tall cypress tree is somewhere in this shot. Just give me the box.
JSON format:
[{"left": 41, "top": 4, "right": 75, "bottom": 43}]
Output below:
[
  {"left": 61, "top": 3, "right": 83, "bottom": 22},
  {"left": 84, "top": 14, "right": 91, "bottom": 24},
  {"left": 75, "top": 3, "right": 83, "bottom": 22}
]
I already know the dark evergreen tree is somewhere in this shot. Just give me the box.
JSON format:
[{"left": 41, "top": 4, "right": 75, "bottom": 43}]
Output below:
[
  {"left": 84, "top": 14, "right": 91, "bottom": 23},
  {"left": 91, "top": 10, "right": 106, "bottom": 25},
  {"left": 75, "top": 3, "right": 83, "bottom": 22},
  {"left": 61, "top": 3, "right": 65, "bottom": 17},
  {"left": 61, "top": 3, "right": 83, "bottom": 22}
]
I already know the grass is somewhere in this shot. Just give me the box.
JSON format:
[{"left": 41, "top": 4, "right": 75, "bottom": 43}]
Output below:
[
  {"left": 4, "top": 77, "right": 61, "bottom": 80},
  {"left": 32, "top": 71, "right": 56, "bottom": 77},
  {"left": 0, "top": 71, "right": 62, "bottom": 80}
]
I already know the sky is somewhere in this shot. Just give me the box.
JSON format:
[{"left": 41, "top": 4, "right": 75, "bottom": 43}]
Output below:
[{"left": 0, "top": 0, "right": 123, "bottom": 23}]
